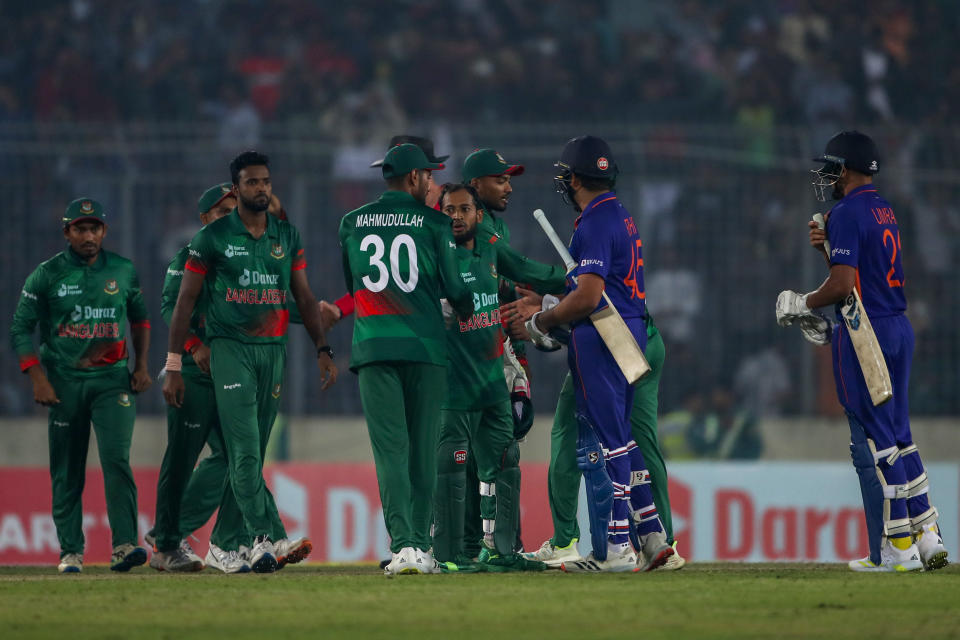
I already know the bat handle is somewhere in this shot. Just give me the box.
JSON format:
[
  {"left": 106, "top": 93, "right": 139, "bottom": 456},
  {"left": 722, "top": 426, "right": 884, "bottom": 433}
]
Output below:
[
  {"left": 812, "top": 213, "right": 831, "bottom": 257},
  {"left": 533, "top": 208, "right": 577, "bottom": 272}
]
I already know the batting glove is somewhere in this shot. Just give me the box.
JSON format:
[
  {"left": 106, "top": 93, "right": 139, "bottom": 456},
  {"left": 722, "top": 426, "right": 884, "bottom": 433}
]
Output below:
[
  {"left": 799, "top": 313, "right": 834, "bottom": 346},
  {"left": 526, "top": 311, "right": 562, "bottom": 351},
  {"left": 776, "top": 290, "right": 812, "bottom": 327}
]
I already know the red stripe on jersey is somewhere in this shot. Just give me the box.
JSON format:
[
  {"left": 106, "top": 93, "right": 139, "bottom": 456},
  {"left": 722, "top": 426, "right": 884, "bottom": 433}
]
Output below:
[
  {"left": 19, "top": 355, "right": 40, "bottom": 372},
  {"left": 85, "top": 340, "right": 128, "bottom": 367},
  {"left": 185, "top": 258, "right": 207, "bottom": 274},
  {"left": 250, "top": 309, "right": 290, "bottom": 337},
  {"left": 183, "top": 335, "right": 202, "bottom": 354},
  {"left": 291, "top": 257, "right": 307, "bottom": 271},
  {"left": 334, "top": 293, "right": 355, "bottom": 317},
  {"left": 354, "top": 289, "right": 410, "bottom": 317},
  {"left": 130, "top": 320, "right": 150, "bottom": 329}
]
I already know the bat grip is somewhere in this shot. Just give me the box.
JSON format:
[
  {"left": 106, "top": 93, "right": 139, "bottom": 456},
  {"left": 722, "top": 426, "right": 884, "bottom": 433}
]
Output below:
[
  {"left": 813, "top": 213, "right": 831, "bottom": 257},
  {"left": 533, "top": 208, "right": 577, "bottom": 272}
]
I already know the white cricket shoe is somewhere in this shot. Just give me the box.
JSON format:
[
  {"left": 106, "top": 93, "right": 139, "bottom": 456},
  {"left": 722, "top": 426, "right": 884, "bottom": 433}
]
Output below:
[
  {"left": 205, "top": 543, "right": 251, "bottom": 574},
  {"left": 275, "top": 537, "right": 312, "bottom": 569},
  {"left": 562, "top": 544, "right": 636, "bottom": 573},
  {"left": 110, "top": 544, "right": 148, "bottom": 572},
  {"left": 848, "top": 539, "right": 923, "bottom": 572},
  {"left": 655, "top": 540, "right": 686, "bottom": 571},
  {"left": 916, "top": 525, "right": 949, "bottom": 571},
  {"left": 181, "top": 538, "right": 203, "bottom": 564},
  {"left": 635, "top": 530, "right": 674, "bottom": 572},
  {"left": 415, "top": 548, "right": 442, "bottom": 574},
  {"left": 383, "top": 547, "right": 420, "bottom": 576},
  {"left": 57, "top": 553, "right": 83, "bottom": 574},
  {"left": 149, "top": 548, "right": 204, "bottom": 572},
  {"left": 522, "top": 538, "right": 581, "bottom": 569},
  {"left": 249, "top": 535, "right": 278, "bottom": 573}
]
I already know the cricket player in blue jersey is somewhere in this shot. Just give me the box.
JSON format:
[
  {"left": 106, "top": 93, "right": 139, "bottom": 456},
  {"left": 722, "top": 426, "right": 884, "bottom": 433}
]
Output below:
[
  {"left": 511, "top": 136, "right": 673, "bottom": 572},
  {"left": 777, "top": 130, "right": 948, "bottom": 572}
]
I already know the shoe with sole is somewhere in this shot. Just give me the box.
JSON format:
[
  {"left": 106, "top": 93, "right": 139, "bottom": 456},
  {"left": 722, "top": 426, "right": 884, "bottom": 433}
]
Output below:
[
  {"left": 110, "top": 544, "right": 148, "bottom": 572},
  {"left": 383, "top": 547, "right": 419, "bottom": 575},
  {"left": 57, "top": 553, "right": 83, "bottom": 574},
  {"left": 250, "top": 535, "right": 278, "bottom": 573},
  {"left": 522, "top": 538, "right": 581, "bottom": 569},
  {"left": 180, "top": 538, "right": 203, "bottom": 565},
  {"left": 144, "top": 530, "right": 157, "bottom": 552},
  {"left": 150, "top": 548, "right": 204, "bottom": 572},
  {"left": 655, "top": 540, "right": 686, "bottom": 571},
  {"left": 635, "top": 530, "right": 674, "bottom": 572},
  {"left": 205, "top": 543, "right": 251, "bottom": 574},
  {"left": 916, "top": 525, "right": 949, "bottom": 571},
  {"left": 562, "top": 545, "right": 637, "bottom": 573},
  {"left": 848, "top": 539, "right": 923, "bottom": 572},
  {"left": 415, "top": 548, "right": 443, "bottom": 574},
  {"left": 483, "top": 553, "right": 547, "bottom": 573},
  {"left": 275, "top": 537, "right": 312, "bottom": 569}
]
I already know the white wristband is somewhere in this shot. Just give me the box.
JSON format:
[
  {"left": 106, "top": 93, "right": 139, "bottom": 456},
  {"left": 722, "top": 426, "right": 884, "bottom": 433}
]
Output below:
[{"left": 165, "top": 352, "right": 183, "bottom": 372}]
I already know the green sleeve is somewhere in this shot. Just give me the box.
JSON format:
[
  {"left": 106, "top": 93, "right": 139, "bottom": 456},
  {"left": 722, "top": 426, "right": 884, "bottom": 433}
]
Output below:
[
  {"left": 10, "top": 265, "right": 46, "bottom": 362},
  {"left": 338, "top": 219, "right": 355, "bottom": 294},
  {"left": 494, "top": 240, "right": 566, "bottom": 294},
  {"left": 436, "top": 221, "right": 472, "bottom": 316},
  {"left": 287, "top": 226, "right": 305, "bottom": 324},
  {"left": 160, "top": 252, "right": 186, "bottom": 326},
  {"left": 126, "top": 267, "right": 149, "bottom": 324}
]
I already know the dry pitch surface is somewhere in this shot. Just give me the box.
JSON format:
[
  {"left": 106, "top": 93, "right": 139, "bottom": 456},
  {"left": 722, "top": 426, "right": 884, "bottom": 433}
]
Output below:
[{"left": 1, "top": 563, "right": 958, "bottom": 639}]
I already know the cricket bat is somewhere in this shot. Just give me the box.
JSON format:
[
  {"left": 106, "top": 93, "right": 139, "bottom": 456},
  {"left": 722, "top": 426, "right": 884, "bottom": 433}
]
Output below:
[
  {"left": 813, "top": 213, "right": 892, "bottom": 406},
  {"left": 533, "top": 208, "right": 651, "bottom": 383}
]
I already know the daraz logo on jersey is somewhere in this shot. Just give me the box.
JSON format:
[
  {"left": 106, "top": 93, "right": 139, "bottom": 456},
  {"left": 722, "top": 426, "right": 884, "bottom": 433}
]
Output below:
[
  {"left": 238, "top": 269, "right": 279, "bottom": 286},
  {"left": 224, "top": 244, "right": 249, "bottom": 258}
]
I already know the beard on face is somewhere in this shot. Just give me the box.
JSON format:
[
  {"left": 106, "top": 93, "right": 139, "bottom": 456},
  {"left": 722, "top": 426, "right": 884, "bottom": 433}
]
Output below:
[
  {"left": 240, "top": 192, "right": 270, "bottom": 212},
  {"left": 453, "top": 224, "right": 476, "bottom": 245}
]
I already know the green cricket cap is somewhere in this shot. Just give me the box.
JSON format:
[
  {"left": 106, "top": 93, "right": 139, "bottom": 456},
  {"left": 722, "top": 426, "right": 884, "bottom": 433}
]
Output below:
[
  {"left": 461, "top": 148, "right": 525, "bottom": 183},
  {"left": 198, "top": 183, "right": 234, "bottom": 214},
  {"left": 381, "top": 143, "right": 445, "bottom": 179},
  {"left": 62, "top": 198, "right": 106, "bottom": 227}
]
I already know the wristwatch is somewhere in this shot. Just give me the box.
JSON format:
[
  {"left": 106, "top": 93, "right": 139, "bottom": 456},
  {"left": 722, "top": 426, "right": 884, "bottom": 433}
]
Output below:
[{"left": 317, "top": 345, "right": 334, "bottom": 359}]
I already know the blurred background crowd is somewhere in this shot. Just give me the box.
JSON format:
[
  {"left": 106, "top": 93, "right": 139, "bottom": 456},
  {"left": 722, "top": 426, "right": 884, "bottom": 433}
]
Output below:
[{"left": 2, "top": 1, "right": 959, "bottom": 461}]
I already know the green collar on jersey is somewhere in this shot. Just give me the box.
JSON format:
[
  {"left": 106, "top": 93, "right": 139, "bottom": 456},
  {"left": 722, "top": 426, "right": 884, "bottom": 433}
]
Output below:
[
  {"left": 65, "top": 246, "right": 106, "bottom": 269},
  {"left": 377, "top": 190, "right": 422, "bottom": 206},
  {"left": 225, "top": 208, "right": 281, "bottom": 240}
]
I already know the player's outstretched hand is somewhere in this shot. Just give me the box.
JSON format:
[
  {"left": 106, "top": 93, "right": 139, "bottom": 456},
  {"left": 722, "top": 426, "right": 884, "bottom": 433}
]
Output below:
[
  {"left": 500, "top": 286, "right": 543, "bottom": 338},
  {"left": 192, "top": 344, "right": 212, "bottom": 374},
  {"left": 162, "top": 371, "right": 185, "bottom": 408},
  {"left": 32, "top": 374, "right": 60, "bottom": 406},
  {"left": 131, "top": 366, "right": 153, "bottom": 393},
  {"left": 319, "top": 300, "right": 342, "bottom": 331},
  {"left": 318, "top": 353, "right": 338, "bottom": 390}
]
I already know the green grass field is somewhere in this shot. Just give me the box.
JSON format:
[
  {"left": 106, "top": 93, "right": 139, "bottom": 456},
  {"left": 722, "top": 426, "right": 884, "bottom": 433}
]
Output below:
[{"left": 2, "top": 563, "right": 958, "bottom": 639}]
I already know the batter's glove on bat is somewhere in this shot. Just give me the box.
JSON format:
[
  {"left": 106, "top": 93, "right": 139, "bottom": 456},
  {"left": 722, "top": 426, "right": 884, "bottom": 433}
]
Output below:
[
  {"left": 776, "top": 290, "right": 813, "bottom": 327},
  {"left": 799, "top": 312, "right": 834, "bottom": 346},
  {"left": 503, "top": 338, "right": 534, "bottom": 440}
]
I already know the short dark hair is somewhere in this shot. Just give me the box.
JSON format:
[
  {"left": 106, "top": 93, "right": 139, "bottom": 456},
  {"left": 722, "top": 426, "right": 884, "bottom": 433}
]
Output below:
[
  {"left": 439, "top": 183, "right": 482, "bottom": 210},
  {"left": 230, "top": 150, "right": 270, "bottom": 185},
  {"left": 575, "top": 173, "right": 616, "bottom": 192}
]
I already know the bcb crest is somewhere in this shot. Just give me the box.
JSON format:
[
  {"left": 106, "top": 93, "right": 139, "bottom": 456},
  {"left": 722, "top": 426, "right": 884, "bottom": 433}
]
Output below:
[
  {"left": 271, "top": 244, "right": 285, "bottom": 260},
  {"left": 104, "top": 279, "right": 119, "bottom": 295}
]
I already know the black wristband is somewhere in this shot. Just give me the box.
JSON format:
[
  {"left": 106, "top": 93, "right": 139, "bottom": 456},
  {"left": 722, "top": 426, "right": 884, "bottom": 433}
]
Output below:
[{"left": 317, "top": 345, "right": 334, "bottom": 359}]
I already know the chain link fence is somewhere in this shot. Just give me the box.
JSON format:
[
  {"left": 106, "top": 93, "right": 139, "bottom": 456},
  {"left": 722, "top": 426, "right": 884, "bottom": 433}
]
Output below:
[{"left": 3, "top": 122, "right": 959, "bottom": 418}]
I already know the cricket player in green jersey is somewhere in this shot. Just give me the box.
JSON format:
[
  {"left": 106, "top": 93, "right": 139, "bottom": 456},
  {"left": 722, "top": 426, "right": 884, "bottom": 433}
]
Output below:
[
  {"left": 339, "top": 143, "right": 473, "bottom": 576},
  {"left": 162, "top": 151, "right": 336, "bottom": 574},
  {"left": 434, "top": 183, "right": 565, "bottom": 572},
  {"left": 10, "top": 198, "right": 152, "bottom": 574},
  {"left": 461, "top": 148, "right": 531, "bottom": 556}
]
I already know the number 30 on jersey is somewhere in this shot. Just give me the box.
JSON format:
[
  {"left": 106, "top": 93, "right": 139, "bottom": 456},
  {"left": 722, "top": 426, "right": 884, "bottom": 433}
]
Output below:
[{"left": 360, "top": 234, "right": 419, "bottom": 293}]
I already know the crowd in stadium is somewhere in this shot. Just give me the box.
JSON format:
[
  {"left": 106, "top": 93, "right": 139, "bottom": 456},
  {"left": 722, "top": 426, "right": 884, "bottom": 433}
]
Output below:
[{"left": 1, "top": 0, "right": 957, "bottom": 126}]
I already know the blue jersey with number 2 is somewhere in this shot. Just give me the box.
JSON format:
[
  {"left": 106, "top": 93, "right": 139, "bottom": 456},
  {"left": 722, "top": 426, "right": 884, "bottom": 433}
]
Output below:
[{"left": 826, "top": 184, "right": 906, "bottom": 318}]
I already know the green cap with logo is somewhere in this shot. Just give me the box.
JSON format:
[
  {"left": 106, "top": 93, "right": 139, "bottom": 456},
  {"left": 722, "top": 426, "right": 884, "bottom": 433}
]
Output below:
[
  {"left": 63, "top": 198, "right": 106, "bottom": 227},
  {"left": 198, "top": 183, "right": 234, "bottom": 214},
  {"left": 461, "top": 148, "right": 525, "bottom": 183},
  {"left": 382, "top": 143, "right": 445, "bottom": 179}
]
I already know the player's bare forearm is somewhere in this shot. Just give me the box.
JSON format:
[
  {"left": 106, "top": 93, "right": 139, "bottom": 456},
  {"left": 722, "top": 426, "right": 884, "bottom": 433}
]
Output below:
[
  {"left": 538, "top": 273, "right": 604, "bottom": 330},
  {"left": 167, "top": 269, "right": 203, "bottom": 355},
  {"left": 806, "top": 264, "right": 856, "bottom": 309},
  {"left": 290, "top": 270, "right": 328, "bottom": 350},
  {"left": 27, "top": 363, "right": 59, "bottom": 405}
]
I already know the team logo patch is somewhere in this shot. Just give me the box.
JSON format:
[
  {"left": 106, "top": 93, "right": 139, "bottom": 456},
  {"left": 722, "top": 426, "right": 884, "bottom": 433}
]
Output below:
[
  {"left": 118, "top": 393, "right": 131, "bottom": 407},
  {"left": 496, "top": 152, "right": 507, "bottom": 165},
  {"left": 272, "top": 383, "right": 282, "bottom": 399},
  {"left": 271, "top": 243, "right": 285, "bottom": 260},
  {"left": 104, "top": 279, "right": 119, "bottom": 295},
  {"left": 454, "top": 450, "right": 467, "bottom": 464},
  {"left": 80, "top": 200, "right": 93, "bottom": 213},
  {"left": 221, "top": 185, "right": 231, "bottom": 194},
  {"left": 596, "top": 157, "right": 609, "bottom": 171},
  {"left": 588, "top": 451, "right": 600, "bottom": 464}
]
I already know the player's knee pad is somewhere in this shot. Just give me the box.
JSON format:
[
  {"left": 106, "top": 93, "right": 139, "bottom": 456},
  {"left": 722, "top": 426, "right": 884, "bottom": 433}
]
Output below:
[
  {"left": 491, "top": 440, "right": 522, "bottom": 554},
  {"left": 438, "top": 440, "right": 469, "bottom": 475},
  {"left": 910, "top": 506, "right": 938, "bottom": 532},
  {"left": 865, "top": 439, "right": 912, "bottom": 538},
  {"left": 575, "top": 413, "right": 615, "bottom": 561},
  {"left": 434, "top": 441, "right": 468, "bottom": 562},
  {"left": 897, "top": 443, "right": 931, "bottom": 498},
  {"left": 848, "top": 417, "right": 884, "bottom": 562}
]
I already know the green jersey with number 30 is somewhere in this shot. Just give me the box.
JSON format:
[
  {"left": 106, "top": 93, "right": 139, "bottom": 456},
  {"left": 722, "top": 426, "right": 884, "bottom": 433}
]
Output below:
[{"left": 339, "top": 190, "right": 473, "bottom": 371}]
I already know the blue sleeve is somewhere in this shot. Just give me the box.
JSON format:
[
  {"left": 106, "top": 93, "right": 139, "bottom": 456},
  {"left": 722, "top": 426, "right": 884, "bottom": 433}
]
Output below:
[
  {"left": 572, "top": 217, "right": 612, "bottom": 279},
  {"left": 827, "top": 206, "right": 858, "bottom": 268}
]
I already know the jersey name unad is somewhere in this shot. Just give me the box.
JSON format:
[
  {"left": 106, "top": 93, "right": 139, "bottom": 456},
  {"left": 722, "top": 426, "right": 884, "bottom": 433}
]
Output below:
[
  {"left": 11, "top": 249, "right": 149, "bottom": 375},
  {"left": 826, "top": 184, "right": 906, "bottom": 318},
  {"left": 185, "top": 210, "right": 305, "bottom": 344}
]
